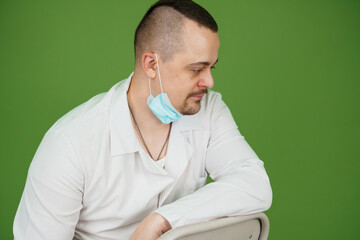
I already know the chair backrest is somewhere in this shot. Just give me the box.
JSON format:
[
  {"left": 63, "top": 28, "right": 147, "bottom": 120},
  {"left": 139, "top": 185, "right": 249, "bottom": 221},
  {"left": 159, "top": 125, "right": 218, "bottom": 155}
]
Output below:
[{"left": 157, "top": 212, "right": 269, "bottom": 240}]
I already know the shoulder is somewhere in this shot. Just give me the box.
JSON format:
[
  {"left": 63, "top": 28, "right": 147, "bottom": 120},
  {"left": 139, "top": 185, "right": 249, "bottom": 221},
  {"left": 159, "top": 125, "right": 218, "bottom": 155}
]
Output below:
[
  {"left": 48, "top": 79, "right": 126, "bottom": 138},
  {"left": 38, "top": 78, "right": 128, "bottom": 163},
  {"left": 199, "top": 90, "right": 226, "bottom": 115},
  {"left": 196, "top": 90, "right": 232, "bottom": 127}
]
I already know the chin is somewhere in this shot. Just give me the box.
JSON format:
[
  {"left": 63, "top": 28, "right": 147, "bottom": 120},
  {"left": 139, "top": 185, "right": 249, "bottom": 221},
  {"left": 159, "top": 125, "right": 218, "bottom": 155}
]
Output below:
[{"left": 180, "top": 101, "right": 201, "bottom": 115}]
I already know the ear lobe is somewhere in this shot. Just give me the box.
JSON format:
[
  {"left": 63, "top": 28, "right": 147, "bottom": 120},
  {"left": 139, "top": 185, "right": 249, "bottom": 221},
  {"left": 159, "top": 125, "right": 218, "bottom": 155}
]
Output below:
[{"left": 142, "top": 52, "right": 157, "bottom": 79}]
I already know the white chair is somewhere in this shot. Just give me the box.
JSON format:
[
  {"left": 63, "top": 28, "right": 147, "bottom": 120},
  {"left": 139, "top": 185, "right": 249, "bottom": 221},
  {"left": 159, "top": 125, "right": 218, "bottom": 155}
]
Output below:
[{"left": 157, "top": 213, "right": 269, "bottom": 240}]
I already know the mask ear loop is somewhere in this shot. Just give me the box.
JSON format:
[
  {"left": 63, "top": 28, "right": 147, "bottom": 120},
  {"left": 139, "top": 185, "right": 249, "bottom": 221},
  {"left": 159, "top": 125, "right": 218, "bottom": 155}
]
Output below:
[
  {"left": 148, "top": 78, "right": 152, "bottom": 96},
  {"left": 154, "top": 53, "right": 164, "bottom": 94}
]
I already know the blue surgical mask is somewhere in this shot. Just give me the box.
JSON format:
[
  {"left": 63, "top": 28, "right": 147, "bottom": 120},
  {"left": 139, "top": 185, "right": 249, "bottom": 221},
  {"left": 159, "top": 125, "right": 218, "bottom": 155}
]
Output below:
[{"left": 147, "top": 54, "right": 182, "bottom": 124}]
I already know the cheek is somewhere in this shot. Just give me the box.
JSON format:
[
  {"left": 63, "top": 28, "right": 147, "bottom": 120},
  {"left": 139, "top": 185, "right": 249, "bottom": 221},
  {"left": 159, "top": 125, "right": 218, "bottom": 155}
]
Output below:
[
  {"left": 172, "top": 85, "right": 189, "bottom": 103},
  {"left": 165, "top": 72, "right": 199, "bottom": 104},
  {"left": 168, "top": 82, "right": 194, "bottom": 107}
]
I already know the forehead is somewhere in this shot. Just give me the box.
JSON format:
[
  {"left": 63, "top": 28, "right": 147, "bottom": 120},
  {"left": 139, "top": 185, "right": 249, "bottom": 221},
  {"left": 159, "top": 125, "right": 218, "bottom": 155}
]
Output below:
[{"left": 174, "top": 19, "right": 220, "bottom": 64}]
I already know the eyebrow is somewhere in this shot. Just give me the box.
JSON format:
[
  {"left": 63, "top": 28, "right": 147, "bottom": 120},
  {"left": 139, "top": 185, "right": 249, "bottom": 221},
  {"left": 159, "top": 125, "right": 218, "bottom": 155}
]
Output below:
[{"left": 186, "top": 58, "right": 219, "bottom": 68}]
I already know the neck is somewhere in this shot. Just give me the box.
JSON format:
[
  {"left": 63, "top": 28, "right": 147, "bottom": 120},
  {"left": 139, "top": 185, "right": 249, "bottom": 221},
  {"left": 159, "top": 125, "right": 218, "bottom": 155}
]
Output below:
[{"left": 127, "top": 69, "right": 168, "bottom": 129}]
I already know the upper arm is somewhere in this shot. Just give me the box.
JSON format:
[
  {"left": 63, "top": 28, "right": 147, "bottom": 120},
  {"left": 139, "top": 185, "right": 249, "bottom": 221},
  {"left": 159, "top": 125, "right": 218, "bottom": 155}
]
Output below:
[
  {"left": 205, "top": 93, "right": 272, "bottom": 205},
  {"left": 14, "top": 129, "right": 84, "bottom": 240}
]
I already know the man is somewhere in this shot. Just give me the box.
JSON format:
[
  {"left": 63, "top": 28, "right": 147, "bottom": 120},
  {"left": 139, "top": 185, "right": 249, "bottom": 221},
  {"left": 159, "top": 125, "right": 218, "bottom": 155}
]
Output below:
[{"left": 13, "top": 0, "right": 272, "bottom": 239}]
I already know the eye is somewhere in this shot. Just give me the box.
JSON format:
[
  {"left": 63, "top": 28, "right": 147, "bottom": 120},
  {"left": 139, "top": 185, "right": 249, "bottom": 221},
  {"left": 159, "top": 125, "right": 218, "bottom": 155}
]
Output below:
[
  {"left": 211, "top": 66, "right": 216, "bottom": 70},
  {"left": 193, "top": 69, "right": 203, "bottom": 73}
]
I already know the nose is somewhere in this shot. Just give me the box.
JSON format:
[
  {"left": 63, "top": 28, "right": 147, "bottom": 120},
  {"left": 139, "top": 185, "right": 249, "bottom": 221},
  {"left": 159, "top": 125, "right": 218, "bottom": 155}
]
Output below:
[{"left": 197, "top": 70, "right": 214, "bottom": 89}]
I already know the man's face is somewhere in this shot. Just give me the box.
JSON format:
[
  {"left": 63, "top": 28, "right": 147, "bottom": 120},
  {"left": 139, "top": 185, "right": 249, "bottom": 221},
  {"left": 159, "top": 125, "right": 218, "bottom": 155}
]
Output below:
[{"left": 158, "top": 19, "right": 220, "bottom": 115}]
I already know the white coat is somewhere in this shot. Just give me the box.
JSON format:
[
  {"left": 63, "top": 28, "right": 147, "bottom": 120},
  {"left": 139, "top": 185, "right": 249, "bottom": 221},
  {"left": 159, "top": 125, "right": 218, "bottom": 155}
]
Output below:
[{"left": 13, "top": 73, "right": 272, "bottom": 240}]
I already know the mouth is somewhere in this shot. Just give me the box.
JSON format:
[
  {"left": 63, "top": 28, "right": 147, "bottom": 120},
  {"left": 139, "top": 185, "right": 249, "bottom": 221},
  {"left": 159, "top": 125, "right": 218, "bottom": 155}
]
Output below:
[
  {"left": 188, "top": 89, "right": 208, "bottom": 101},
  {"left": 191, "top": 93, "right": 205, "bottom": 100}
]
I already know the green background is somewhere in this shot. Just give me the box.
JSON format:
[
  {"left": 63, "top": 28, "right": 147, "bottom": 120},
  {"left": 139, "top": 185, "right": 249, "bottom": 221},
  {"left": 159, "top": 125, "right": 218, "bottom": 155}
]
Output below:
[{"left": 1, "top": 0, "right": 359, "bottom": 239}]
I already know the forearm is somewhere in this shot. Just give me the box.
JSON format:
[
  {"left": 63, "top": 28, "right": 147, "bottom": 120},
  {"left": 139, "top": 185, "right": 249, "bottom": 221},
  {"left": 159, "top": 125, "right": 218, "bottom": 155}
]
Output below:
[
  {"left": 154, "top": 158, "right": 272, "bottom": 228},
  {"left": 129, "top": 212, "right": 172, "bottom": 240}
]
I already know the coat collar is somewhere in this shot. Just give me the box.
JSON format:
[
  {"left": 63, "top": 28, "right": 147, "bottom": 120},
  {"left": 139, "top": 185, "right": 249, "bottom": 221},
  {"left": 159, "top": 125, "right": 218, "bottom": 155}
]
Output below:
[
  {"left": 109, "top": 72, "right": 204, "bottom": 157},
  {"left": 109, "top": 72, "right": 140, "bottom": 157}
]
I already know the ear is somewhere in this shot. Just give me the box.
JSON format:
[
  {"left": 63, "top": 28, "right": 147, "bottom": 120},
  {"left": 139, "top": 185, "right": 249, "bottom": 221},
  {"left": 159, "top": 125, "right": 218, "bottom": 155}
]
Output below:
[{"left": 142, "top": 52, "right": 157, "bottom": 79}]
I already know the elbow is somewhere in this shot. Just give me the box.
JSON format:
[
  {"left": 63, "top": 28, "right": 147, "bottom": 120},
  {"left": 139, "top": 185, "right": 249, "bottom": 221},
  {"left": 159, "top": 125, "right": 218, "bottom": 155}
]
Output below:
[
  {"left": 248, "top": 175, "right": 272, "bottom": 212},
  {"left": 259, "top": 182, "right": 273, "bottom": 211},
  {"left": 262, "top": 188, "right": 273, "bottom": 211}
]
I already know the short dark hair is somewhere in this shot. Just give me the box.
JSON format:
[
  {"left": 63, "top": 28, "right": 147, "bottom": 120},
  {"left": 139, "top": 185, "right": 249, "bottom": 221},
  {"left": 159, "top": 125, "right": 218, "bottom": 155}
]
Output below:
[{"left": 134, "top": 0, "right": 218, "bottom": 64}]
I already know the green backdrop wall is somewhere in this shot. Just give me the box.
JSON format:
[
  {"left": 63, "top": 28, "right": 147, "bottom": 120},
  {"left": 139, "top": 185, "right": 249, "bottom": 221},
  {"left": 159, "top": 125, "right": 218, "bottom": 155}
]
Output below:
[{"left": 1, "top": 0, "right": 359, "bottom": 239}]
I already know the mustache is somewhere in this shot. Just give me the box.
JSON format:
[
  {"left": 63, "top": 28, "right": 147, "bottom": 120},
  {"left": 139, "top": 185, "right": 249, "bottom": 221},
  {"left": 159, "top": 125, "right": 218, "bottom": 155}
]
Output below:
[{"left": 187, "top": 89, "right": 208, "bottom": 98}]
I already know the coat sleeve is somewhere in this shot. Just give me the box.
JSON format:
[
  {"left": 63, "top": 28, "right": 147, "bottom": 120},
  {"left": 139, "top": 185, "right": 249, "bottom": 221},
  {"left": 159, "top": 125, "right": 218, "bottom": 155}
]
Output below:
[
  {"left": 13, "top": 129, "right": 84, "bottom": 240},
  {"left": 154, "top": 92, "right": 272, "bottom": 228}
]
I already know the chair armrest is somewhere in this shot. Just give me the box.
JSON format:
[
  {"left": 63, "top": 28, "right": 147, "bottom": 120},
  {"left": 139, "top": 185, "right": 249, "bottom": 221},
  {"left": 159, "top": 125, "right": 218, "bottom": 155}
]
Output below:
[{"left": 157, "top": 212, "right": 269, "bottom": 240}]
